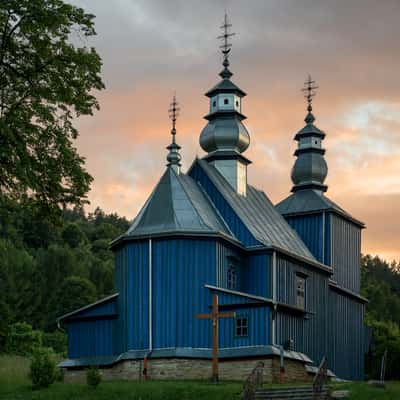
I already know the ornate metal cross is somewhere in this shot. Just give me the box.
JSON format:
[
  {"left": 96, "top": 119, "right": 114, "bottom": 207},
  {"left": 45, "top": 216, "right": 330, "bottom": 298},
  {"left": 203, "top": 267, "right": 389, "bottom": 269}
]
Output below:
[
  {"left": 218, "top": 12, "right": 235, "bottom": 62},
  {"left": 196, "top": 294, "right": 236, "bottom": 382},
  {"left": 302, "top": 74, "right": 318, "bottom": 110}
]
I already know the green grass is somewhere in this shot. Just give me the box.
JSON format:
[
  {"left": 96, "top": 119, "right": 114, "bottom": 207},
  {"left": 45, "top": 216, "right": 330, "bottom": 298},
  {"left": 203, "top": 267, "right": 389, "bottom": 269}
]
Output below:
[{"left": 1, "top": 355, "right": 400, "bottom": 400}]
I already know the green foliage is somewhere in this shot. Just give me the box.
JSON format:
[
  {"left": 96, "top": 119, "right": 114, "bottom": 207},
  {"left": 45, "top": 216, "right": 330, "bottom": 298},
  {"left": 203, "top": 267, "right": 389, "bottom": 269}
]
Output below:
[
  {"left": 0, "top": 201, "right": 128, "bottom": 331},
  {"left": 58, "top": 276, "right": 97, "bottom": 317},
  {"left": 0, "top": 0, "right": 105, "bottom": 213},
  {"left": 362, "top": 255, "right": 400, "bottom": 380},
  {"left": 42, "top": 331, "right": 67, "bottom": 355},
  {"left": 29, "top": 347, "right": 56, "bottom": 389},
  {"left": 86, "top": 366, "right": 102, "bottom": 389},
  {"left": 6, "top": 323, "right": 42, "bottom": 356},
  {"left": 55, "top": 367, "right": 65, "bottom": 382}
]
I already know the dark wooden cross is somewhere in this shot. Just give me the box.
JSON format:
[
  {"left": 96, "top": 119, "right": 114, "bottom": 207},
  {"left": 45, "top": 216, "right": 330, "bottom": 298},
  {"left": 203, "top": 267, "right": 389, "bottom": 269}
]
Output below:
[{"left": 196, "top": 294, "right": 236, "bottom": 382}]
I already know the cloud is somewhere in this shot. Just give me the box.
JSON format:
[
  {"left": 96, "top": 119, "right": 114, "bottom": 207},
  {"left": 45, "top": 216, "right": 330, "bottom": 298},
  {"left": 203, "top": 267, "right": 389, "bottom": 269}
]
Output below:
[{"left": 67, "top": 0, "right": 400, "bottom": 260}]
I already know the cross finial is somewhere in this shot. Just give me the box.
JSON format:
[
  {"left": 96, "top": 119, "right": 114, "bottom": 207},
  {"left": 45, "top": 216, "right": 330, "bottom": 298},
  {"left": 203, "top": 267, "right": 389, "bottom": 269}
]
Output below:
[
  {"left": 301, "top": 74, "right": 318, "bottom": 112},
  {"left": 167, "top": 94, "right": 181, "bottom": 171},
  {"left": 168, "top": 93, "right": 180, "bottom": 138},
  {"left": 301, "top": 74, "right": 318, "bottom": 123},
  {"left": 217, "top": 12, "right": 235, "bottom": 76}
]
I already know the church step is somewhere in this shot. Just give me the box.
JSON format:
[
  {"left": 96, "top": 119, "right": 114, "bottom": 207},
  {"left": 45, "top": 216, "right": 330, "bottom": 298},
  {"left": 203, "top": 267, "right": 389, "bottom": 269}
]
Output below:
[{"left": 254, "top": 386, "right": 329, "bottom": 400}]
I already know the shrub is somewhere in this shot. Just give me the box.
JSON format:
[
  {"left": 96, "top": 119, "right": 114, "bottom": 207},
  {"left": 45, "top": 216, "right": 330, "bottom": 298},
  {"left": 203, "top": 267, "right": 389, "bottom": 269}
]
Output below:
[
  {"left": 29, "top": 347, "right": 56, "bottom": 389},
  {"left": 6, "top": 322, "right": 42, "bottom": 356},
  {"left": 55, "top": 367, "right": 65, "bottom": 382},
  {"left": 86, "top": 366, "right": 102, "bottom": 388},
  {"left": 42, "top": 331, "right": 67, "bottom": 355}
]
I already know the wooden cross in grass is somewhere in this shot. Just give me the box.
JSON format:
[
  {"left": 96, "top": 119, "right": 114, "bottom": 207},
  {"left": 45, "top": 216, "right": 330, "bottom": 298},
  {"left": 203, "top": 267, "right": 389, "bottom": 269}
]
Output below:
[{"left": 196, "top": 294, "right": 236, "bottom": 382}]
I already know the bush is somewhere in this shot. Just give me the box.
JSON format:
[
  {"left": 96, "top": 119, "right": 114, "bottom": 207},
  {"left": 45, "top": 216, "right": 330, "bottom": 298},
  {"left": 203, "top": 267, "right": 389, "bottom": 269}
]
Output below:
[
  {"left": 86, "top": 366, "right": 102, "bottom": 388},
  {"left": 6, "top": 322, "right": 42, "bottom": 356},
  {"left": 42, "top": 331, "right": 67, "bottom": 355},
  {"left": 29, "top": 347, "right": 56, "bottom": 389},
  {"left": 55, "top": 367, "right": 65, "bottom": 382}
]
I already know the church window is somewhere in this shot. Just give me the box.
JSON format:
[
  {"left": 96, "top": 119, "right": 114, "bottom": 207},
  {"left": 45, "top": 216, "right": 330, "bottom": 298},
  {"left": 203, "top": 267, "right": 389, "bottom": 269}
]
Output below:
[
  {"left": 224, "top": 98, "right": 229, "bottom": 105},
  {"left": 235, "top": 315, "right": 248, "bottom": 337},
  {"left": 296, "top": 275, "right": 306, "bottom": 309},
  {"left": 213, "top": 100, "right": 216, "bottom": 107},
  {"left": 227, "top": 265, "right": 237, "bottom": 290},
  {"left": 236, "top": 100, "right": 239, "bottom": 107}
]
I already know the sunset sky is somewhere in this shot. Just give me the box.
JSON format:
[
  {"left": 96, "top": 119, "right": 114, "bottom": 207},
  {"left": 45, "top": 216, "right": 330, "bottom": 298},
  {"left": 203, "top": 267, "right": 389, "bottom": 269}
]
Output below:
[{"left": 69, "top": 0, "right": 400, "bottom": 261}]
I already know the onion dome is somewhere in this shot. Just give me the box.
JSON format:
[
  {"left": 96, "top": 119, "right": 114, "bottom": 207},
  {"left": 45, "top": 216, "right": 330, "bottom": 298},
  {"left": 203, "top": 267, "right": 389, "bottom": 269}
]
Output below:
[{"left": 291, "top": 76, "right": 328, "bottom": 193}]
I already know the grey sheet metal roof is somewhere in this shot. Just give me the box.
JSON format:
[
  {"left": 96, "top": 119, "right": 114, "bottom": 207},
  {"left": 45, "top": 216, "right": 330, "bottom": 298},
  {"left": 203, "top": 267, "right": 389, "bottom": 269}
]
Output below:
[
  {"left": 276, "top": 189, "right": 365, "bottom": 227},
  {"left": 194, "top": 159, "right": 315, "bottom": 260},
  {"left": 125, "top": 167, "right": 231, "bottom": 237}
]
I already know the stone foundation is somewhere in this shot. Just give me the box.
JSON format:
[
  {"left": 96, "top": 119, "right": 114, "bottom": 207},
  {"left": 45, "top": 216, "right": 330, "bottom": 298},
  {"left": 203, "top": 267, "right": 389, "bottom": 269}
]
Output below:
[{"left": 64, "top": 356, "right": 312, "bottom": 384}]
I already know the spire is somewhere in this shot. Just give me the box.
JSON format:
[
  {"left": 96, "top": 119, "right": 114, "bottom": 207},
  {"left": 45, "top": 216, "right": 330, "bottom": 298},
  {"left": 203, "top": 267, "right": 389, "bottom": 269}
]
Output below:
[
  {"left": 290, "top": 75, "right": 328, "bottom": 193},
  {"left": 218, "top": 12, "right": 235, "bottom": 79},
  {"left": 166, "top": 94, "right": 181, "bottom": 173}
]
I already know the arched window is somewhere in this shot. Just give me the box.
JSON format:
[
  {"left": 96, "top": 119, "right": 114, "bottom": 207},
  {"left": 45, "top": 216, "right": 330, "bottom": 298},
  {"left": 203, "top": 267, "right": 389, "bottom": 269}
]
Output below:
[
  {"left": 227, "top": 265, "right": 237, "bottom": 290},
  {"left": 213, "top": 100, "right": 216, "bottom": 107},
  {"left": 236, "top": 100, "right": 239, "bottom": 107},
  {"left": 224, "top": 98, "right": 229, "bottom": 105}
]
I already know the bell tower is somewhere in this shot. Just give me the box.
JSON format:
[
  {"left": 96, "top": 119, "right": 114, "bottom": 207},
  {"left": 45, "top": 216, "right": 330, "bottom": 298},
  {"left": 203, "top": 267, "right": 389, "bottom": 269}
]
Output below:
[{"left": 199, "top": 13, "right": 251, "bottom": 196}]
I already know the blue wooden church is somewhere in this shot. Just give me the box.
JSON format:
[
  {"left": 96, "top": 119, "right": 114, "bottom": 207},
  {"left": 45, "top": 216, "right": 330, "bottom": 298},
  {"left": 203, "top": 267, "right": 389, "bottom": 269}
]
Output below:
[{"left": 59, "top": 17, "right": 367, "bottom": 382}]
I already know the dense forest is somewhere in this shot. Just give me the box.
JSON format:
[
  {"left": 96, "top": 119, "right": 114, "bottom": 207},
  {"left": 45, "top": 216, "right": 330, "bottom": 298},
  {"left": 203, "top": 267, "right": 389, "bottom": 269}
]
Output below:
[{"left": 1, "top": 198, "right": 400, "bottom": 378}]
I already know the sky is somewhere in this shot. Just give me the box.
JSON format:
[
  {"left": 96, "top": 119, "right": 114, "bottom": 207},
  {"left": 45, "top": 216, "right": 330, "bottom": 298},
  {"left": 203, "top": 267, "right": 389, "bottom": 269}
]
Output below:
[{"left": 68, "top": 0, "right": 400, "bottom": 261}]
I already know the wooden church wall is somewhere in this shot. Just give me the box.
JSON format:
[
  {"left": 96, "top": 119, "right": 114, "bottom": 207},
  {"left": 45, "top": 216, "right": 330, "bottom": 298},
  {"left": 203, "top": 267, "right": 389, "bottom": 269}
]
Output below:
[
  {"left": 114, "top": 240, "right": 149, "bottom": 354},
  {"left": 330, "top": 214, "right": 362, "bottom": 293},
  {"left": 275, "top": 254, "right": 328, "bottom": 368},
  {"left": 151, "top": 238, "right": 217, "bottom": 349},
  {"left": 189, "top": 163, "right": 260, "bottom": 247},
  {"left": 285, "top": 213, "right": 331, "bottom": 265},
  {"left": 243, "top": 252, "right": 270, "bottom": 298},
  {"left": 67, "top": 319, "right": 114, "bottom": 358},
  {"left": 327, "top": 288, "right": 365, "bottom": 380}
]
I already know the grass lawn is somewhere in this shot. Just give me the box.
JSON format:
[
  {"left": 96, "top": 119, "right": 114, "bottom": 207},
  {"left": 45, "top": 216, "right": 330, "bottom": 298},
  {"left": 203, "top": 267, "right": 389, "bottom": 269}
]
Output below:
[{"left": 1, "top": 355, "right": 400, "bottom": 400}]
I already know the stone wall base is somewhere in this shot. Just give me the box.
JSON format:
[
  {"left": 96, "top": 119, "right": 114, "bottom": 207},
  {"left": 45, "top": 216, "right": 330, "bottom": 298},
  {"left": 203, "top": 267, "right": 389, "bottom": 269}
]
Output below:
[{"left": 64, "top": 356, "right": 312, "bottom": 384}]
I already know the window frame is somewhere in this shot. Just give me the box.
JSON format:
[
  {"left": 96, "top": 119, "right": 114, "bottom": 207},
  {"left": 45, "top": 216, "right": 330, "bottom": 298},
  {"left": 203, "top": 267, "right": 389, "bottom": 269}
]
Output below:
[
  {"left": 227, "top": 264, "right": 238, "bottom": 290},
  {"left": 295, "top": 273, "right": 306, "bottom": 309},
  {"left": 235, "top": 314, "right": 248, "bottom": 338}
]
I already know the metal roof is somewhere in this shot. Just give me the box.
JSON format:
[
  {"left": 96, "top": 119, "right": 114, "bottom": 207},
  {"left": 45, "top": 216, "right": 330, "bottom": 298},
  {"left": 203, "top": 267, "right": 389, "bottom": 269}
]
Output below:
[
  {"left": 57, "top": 293, "right": 119, "bottom": 322},
  {"left": 205, "top": 78, "right": 246, "bottom": 97},
  {"left": 194, "top": 159, "right": 315, "bottom": 260},
  {"left": 126, "top": 167, "right": 231, "bottom": 237},
  {"left": 275, "top": 189, "right": 365, "bottom": 227}
]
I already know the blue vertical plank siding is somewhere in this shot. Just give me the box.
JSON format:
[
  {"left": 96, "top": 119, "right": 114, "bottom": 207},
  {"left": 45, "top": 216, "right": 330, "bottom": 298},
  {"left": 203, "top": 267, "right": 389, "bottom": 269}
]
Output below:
[
  {"left": 189, "top": 163, "right": 260, "bottom": 247},
  {"left": 330, "top": 214, "right": 362, "bottom": 292},
  {"left": 275, "top": 255, "right": 328, "bottom": 367},
  {"left": 244, "top": 253, "right": 270, "bottom": 297},
  {"left": 152, "top": 238, "right": 217, "bottom": 349},
  {"left": 114, "top": 240, "right": 149, "bottom": 353},
  {"left": 68, "top": 319, "right": 114, "bottom": 358},
  {"left": 328, "top": 288, "right": 365, "bottom": 380},
  {"left": 216, "top": 242, "right": 243, "bottom": 290},
  {"left": 285, "top": 214, "right": 324, "bottom": 263}
]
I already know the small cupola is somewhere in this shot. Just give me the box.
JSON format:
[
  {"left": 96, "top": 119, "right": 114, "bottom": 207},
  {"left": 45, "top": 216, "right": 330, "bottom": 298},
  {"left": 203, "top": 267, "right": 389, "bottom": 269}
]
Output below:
[{"left": 291, "top": 76, "right": 328, "bottom": 194}]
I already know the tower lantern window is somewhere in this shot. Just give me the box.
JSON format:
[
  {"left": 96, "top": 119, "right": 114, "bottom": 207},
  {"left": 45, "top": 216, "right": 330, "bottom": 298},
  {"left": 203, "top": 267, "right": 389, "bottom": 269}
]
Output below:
[
  {"left": 224, "top": 98, "right": 229, "bottom": 105},
  {"left": 213, "top": 100, "right": 216, "bottom": 107}
]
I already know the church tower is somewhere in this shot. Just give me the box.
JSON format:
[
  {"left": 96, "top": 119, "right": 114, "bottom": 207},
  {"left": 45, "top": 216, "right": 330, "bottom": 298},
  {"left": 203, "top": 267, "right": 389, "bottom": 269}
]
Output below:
[
  {"left": 276, "top": 76, "right": 364, "bottom": 289},
  {"left": 199, "top": 13, "right": 250, "bottom": 196}
]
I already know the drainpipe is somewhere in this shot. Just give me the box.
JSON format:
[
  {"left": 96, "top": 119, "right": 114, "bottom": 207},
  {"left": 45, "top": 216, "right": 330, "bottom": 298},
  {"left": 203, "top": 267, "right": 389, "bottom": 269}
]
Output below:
[
  {"left": 272, "top": 250, "right": 277, "bottom": 346},
  {"left": 143, "top": 238, "right": 153, "bottom": 380}
]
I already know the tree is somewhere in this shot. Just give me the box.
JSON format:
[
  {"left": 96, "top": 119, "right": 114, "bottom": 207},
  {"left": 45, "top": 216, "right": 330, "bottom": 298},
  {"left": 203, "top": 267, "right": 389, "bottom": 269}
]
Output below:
[
  {"left": 58, "top": 276, "right": 97, "bottom": 317},
  {"left": 0, "top": 0, "right": 104, "bottom": 213}
]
